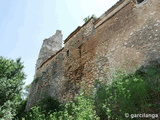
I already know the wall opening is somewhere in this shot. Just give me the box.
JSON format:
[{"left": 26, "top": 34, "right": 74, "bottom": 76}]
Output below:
[
  {"left": 66, "top": 50, "right": 69, "bottom": 57},
  {"left": 78, "top": 45, "right": 82, "bottom": 58},
  {"left": 136, "top": 0, "right": 145, "bottom": 4}
]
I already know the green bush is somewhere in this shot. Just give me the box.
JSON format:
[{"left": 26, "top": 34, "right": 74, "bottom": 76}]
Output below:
[
  {"left": 24, "top": 93, "right": 99, "bottom": 120},
  {"left": 61, "top": 92, "right": 100, "bottom": 120},
  {"left": 83, "top": 14, "right": 97, "bottom": 22},
  {"left": 24, "top": 96, "right": 62, "bottom": 119},
  {"left": 94, "top": 64, "right": 160, "bottom": 119},
  {"left": 95, "top": 70, "right": 149, "bottom": 119},
  {"left": 19, "top": 63, "right": 160, "bottom": 120}
]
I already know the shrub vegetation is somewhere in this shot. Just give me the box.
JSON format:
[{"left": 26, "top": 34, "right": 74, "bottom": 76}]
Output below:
[{"left": 20, "top": 63, "right": 160, "bottom": 120}]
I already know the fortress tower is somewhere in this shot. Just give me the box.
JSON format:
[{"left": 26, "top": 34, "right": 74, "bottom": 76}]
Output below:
[{"left": 36, "top": 30, "right": 63, "bottom": 69}]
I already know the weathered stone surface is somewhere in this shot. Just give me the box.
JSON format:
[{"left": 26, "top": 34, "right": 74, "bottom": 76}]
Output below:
[
  {"left": 26, "top": 0, "right": 160, "bottom": 111},
  {"left": 36, "top": 30, "right": 62, "bottom": 69}
]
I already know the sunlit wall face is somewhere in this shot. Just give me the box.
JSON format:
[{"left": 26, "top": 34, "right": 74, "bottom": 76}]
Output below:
[{"left": 0, "top": 0, "right": 118, "bottom": 85}]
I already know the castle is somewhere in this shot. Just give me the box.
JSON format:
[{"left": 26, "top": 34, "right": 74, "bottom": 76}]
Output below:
[{"left": 26, "top": 0, "right": 160, "bottom": 110}]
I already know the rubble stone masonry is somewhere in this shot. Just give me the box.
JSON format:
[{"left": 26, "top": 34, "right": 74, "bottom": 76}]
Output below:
[{"left": 26, "top": 0, "right": 160, "bottom": 111}]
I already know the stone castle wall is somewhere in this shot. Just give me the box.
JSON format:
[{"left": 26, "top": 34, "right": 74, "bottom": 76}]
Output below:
[
  {"left": 36, "top": 30, "right": 62, "bottom": 69},
  {"left": 26, "top": 0, "right": 160, "bottom": 111}
]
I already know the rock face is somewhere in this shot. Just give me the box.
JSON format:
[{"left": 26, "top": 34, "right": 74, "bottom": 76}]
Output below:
[
  {"left": 26, "top": 0, "right": 160, "bottom": 111},
  {"left": 36, "top": 30, "right": 62, "bottom": 69}
]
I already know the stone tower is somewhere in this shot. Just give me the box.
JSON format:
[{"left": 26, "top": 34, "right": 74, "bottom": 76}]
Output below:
[{"left": 36, "top": 30, "right": 63, "bottom": 69}]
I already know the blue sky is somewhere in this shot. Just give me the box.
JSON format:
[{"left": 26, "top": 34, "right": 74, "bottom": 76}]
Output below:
[{"left": 0, "top": 0, "right": 118, "bottom": 85}]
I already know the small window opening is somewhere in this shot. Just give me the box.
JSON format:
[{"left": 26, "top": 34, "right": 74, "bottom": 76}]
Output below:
[
  {"left": 66, "top": 50, "right": 69, "bottom": 57},
  {"left": 78, "top": 45, "right": 82, "bottom": 57},
  {"left": 136, "top": 0, "right": 145, "bottom": 4},
  {"left": 79, "top": 48, "right": 81, "bottom": 57}
]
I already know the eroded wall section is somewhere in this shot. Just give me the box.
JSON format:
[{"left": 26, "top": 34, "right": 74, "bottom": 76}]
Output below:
[
  {"left": 26, "top": 0, "right": 160, "bottom": 111},
  {"left": 36, "top": 30, "right": 62, "bottom": 69}
]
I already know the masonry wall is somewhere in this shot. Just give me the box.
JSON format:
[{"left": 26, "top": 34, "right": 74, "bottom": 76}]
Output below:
[
  {"left": 26, "top": 0, "right": 160, "bottom": 111},
  {"left": 36, "top": 30, "right": 62, "bottom": 69}
]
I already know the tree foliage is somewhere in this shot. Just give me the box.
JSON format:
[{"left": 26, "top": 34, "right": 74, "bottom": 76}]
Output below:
[
  {"left": 22, "top": 64, "right": 160, "bottom": 120},
  {"left": 0, "top": 56, "right": 26, "bottom": 119},
  {"left": 1, "top": 56, "right": 159, "bottom": 120}
]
